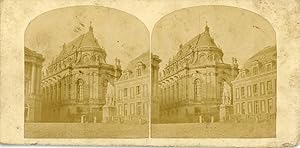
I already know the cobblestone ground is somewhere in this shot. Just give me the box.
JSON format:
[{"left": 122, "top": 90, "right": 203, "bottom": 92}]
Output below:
[
  {"left": 152, "top": 120, "right": 276, "bottom": 138},
  {"left": 25, "top": 123, "right": 149, "bottom": 138},
  {"left": 25, "top": 120, "right": 275, "bottom": 138}
]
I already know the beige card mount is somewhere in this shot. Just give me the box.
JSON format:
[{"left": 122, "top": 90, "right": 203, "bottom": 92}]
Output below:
[{"left": 0, "top": 0, "right": 299, "bottom": 147}]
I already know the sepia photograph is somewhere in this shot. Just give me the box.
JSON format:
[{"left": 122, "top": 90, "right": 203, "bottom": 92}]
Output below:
[
  {"left": 151, "top": 6, "right": 277, "bottom": 138},
  {"left": 1, "top": 0, "right": 299, "bottom": 146},
  {"left": 24, "top": 5, "right": 150, "bottom": 138}
]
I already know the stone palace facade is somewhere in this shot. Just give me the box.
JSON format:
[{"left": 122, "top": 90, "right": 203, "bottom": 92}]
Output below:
[
  {"left": 40, "top": 25, "right": 122, "bottom": 122},
  {"left": 157, "top": 24, "right": 239, "bottom": 123},
  {"left": 24, "top": 47, "right": 44, "bottom": 122},
  {"left": 232, "top": 46, "right": 277, "bottom": 122},
  {"left": 105, "top": 52, "right": 161, "bottom": 124}
]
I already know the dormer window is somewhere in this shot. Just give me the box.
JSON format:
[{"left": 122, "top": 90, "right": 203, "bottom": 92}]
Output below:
[
  {"left": 241, "top": 71, "right": 245, "bottom": 78},
  {"left": 241, "top": 87, "right": 245, "bottom": 98},
  {"left": 253, "top": 66, "right": 258, "bottom": 75},
  {"left": 136, "top": 61, "right": 145, "bottom": 77},
  {"left": 123, "top": 70, "right": 132, "bottom": 80},
  {"left": 136, "top": 85, "right": 141, "bottom": 95},
  {"left": 266, "top": 63, "right": 272, "bottom": 71},
  {"left": 123, "top": 88, "right": 128, "bottom": 97},
  {"left": 137, "top": 68, "right": 142, "bottom": 76},
  {"left": 252, "top": 60, "right": 260, "bottom": 75}
]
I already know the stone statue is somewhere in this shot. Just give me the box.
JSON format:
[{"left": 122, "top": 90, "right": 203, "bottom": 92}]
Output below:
[
  {"left": 103, "top": 81, "right": 116, "bottom": 123},
  {"left": 222, "top": 81, "right": 232, "bottom": 105},
  {"left": 232, "top": 57, "right": 238, "bottom": 67},
  {"left": 105, "top": 81, "right": 115, "bottom": 106}
]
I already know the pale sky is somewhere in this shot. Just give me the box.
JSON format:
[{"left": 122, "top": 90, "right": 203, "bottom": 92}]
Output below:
[
  {"left": 152, "top": 6, "right": 276, "bottom": 70},
  {"left": 25, "top": 6, "right": 149, "bottom": 69},
  {"left": 25, "top": 6, "right": 276, "bottom": 71}
]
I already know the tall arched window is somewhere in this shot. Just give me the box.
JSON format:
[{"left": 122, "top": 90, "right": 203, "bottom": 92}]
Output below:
[
  {"left": 77, "top": 79, "right": 84, "bottom": 101},
  {"left": 194, "top": 79, "right": 202, "bottom": 101}
]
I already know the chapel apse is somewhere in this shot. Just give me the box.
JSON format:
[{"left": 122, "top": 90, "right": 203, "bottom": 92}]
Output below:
[{"left": 151, "top": 5, "right": 277, "bottom": 138}]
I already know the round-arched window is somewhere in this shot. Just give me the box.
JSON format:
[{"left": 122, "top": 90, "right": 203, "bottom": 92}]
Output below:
[
  {"left": 77, "top": 79, "right": 84, "bottom": 101},
  {"left": 194, "top": 79, "right": 204, "bottom": 101}
]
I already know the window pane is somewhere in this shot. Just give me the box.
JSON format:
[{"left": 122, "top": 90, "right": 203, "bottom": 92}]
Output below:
[
  {"left": 253, "top": 84, "right": 257, "bottom": 94},
  {"left": 267, "top": 81, "right": 272, "bottom": 90},
  {"left": 260, "top": 82, "right": 265, "bottom": 95},
  {"left": 241, "top": 87, "right": 245, "bottom": 97},
  {"left": 247, "top": 85, "right": 251, "bottom": 97},
  {"left": 236, "top": 88, "right": 240, "bottom": 99},
  {"left": 248, "top": 102, "right": 252, "bottom": 113}
]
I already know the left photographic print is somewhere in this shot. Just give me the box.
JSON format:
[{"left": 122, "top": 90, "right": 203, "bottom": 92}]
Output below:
[{"left": 24, "top": 6, "right": 150, "bottom": 138}]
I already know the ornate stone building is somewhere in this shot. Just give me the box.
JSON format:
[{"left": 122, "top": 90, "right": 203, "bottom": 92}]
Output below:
[
  {"left": 24, "top": 47, "right": 44, "bottom": 122},
  {"left": 101, "top": 52, "right": 161, "bottom": 124},
  {"left": 158, "top": 24, "right": 239, "bottom": 123},
  {"left": 41, "top": 25, "right": 121, "bottom": 122},
  {"left": 113, "top": 52, "right": 152, "bottom": 123},
  {"left": 232, "top": 46, "right": 276, "bottom": 122}
]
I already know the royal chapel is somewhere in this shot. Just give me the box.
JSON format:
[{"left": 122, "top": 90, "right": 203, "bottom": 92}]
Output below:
[
  {"left": 40, "top": 25, "right": 122, "bottom": 122},
  {"left": 157, "top": 24, "right": 239, "bottom": 123}
]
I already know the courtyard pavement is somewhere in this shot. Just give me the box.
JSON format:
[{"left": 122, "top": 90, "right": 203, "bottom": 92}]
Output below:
[
  {"left": 25, "top": 123, "right": 149, "bottom": 138},
  {"left": 152, "top": 120, "right": 276, "bottom": 138},
  {"left": 25, "top": 120, "right": 275, "bottom": 138}
]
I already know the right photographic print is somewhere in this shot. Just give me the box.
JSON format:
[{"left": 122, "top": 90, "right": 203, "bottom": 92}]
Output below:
[{"left": 151, "top": 6, "right": 277, "bottom": 138}]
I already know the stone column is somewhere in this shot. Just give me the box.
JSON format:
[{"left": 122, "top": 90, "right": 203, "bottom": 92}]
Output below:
[
  {"left": 206, "top": 73, "right": 210, "bottom": 99},
  {"left": 53, "top": 83, "right": 56, "bottom": 103},
  {"left": 70, "top": 75, "right": 75, "bottom": 100},
  {"left": 49, "top": 86, "right": 51, "bottom": 103},
  {"left": 178, "top": 79, "right": 181, "bottom": 101},
  {"left": 95, "top": 73, "right": 98, "bottom": 99},
  {"left": 46, "top": 86, "right": 48, "bottom": 103},
  {"left": 61, "top": 79, "right": 64, "bottom": 100},
  {"left": 50, "top": 85, "right": 53, "bottom": 103},
  {"left": 88, "top": 73, "right": 91, "bottom": 100},
  {"left": 55, "top": 82, "right": 58, "bottom": 103},
  {"left": 64, "top": 78, "right": 67, "bottom": 100},
  {"left": 205, "top": 73, "right": 208, "bottom": 100},
  {"left": 213, "top": 73, "right": 217, "bottom": 98},
  {"left": 166, "top": 86, "right": 169, "bottom": 104},
  {"left": 187, "top": 76, "right": 192, "bottom": 102},
  {"left": 35, "top": 66, "right": 40, "bottom": 94},
  {"left": 199, "top": 115, "right": 202, "bottom": 123},
  {"left": 152, "top": 67, "right": 158, "bottom": 99},
  {"left": 31, "top": 63, "right": 36, "bottom": 94},
  {"left": 53, "top": 84, "right": 56, "bottom": 103},
  {"left": 211, "top": 116, "right": 214, "bottom": 123},
  {"left": 58, "top": 81, "right": 61, "bottom": 103},
  {"left": 38, "top": 66, "right": 42, "bottom": 94},
  {"left": 184, "top": 76, "right": 187, "bottom": 101},
  {"left": 91, "top": 73, "right": 94, "bottom": 99}
]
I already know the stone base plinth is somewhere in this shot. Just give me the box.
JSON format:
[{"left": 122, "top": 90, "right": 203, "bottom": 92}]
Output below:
[
  {"left": 219, "top": 104, "right": 233, "bottom": 122},
  {"left": 102, "top": 105, "right": 116, "bottom": 123}
]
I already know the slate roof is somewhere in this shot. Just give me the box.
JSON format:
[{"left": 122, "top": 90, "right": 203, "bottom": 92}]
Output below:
[
  {"left": 24, "top": 47, "right": 44, "bottom": 59},
  {"left": 172, "top": 25, "right": 221, "bottom": 62},
  {"left": 243, "top": 46, "right": 277, "bottom": 69},
  {"left": 118, "top": 51, "right": 150, "bottom": 81},
  {"left": 125, "top": 51, "right": 150, "bottom": 72},
  {"left": 55, "top": 26, "right": 104, "bottom": 62}
]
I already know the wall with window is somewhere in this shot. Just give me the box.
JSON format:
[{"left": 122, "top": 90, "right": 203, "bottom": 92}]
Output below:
[
  {"left": 114, "top": 71, "right": 150, "bottom": 122},
  {"left": 232, "top": 68, "right": 276, "bottom": 121}
]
